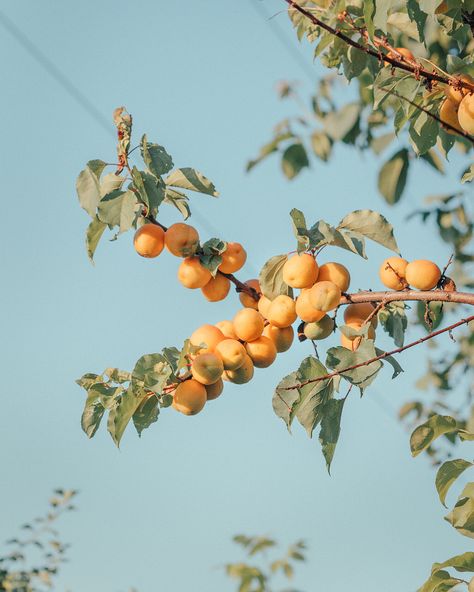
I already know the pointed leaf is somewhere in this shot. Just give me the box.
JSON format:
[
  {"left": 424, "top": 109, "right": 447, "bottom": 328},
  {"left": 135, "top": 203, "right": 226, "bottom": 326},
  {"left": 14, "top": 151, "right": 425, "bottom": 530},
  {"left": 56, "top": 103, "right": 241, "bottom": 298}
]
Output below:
[
  {"left": 436, "top": 459, "right": 473, "bottom": 507},
  {"left": 85, "top": 216, "right": 107, "bottom": 262},
  {"left": 165, "top": 168, "right": 218, "bottom": 197},
  {"left": 338, "top": 209, "right": 400, "bottom": 254},
  {"left": 319, "top": 397, "right": 346, "bottom": 474},
  {"left": 377, "top": 149, "right": 409, "bottom": 204},
  {"left": 410, "top": 414, "right": 458, "bottom": 457},
  {"left": 259, "top": 254, "right": 293, "bottom": 299},
  {"left": 76, "top": 160, "right": 106, "bottom": 217}
]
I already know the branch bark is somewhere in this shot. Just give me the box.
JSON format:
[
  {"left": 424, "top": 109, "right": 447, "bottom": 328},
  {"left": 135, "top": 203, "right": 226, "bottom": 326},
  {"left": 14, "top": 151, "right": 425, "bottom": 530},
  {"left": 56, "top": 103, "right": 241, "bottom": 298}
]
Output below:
[{"left": 339, "top": 290, "right": 474, "bottom": 307}]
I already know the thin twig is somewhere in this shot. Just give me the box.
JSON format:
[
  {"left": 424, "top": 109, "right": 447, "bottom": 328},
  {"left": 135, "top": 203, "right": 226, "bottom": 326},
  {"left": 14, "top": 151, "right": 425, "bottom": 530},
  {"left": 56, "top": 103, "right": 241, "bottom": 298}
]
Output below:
[{"left": 339, "top": 290, "right": 474, "bottom": 306}]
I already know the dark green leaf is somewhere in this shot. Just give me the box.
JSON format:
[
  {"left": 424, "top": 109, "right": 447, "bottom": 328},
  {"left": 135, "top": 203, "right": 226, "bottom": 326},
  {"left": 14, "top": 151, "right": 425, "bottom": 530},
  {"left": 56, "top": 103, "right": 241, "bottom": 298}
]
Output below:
[
  {"left": 378, "top": 302, "right": 407, "bottom": 346},
  {"left": 140, "top": 134, "right": 173, "bottom": 176},
  {"left": 281, "top": 144, "right": 309, "bottom": 179},
  {"left": 247, "top": 132, "right": 294, "bottom": 172},
  {"left": 132, "top": 395, "right": 160, "bottom": 436},
  {"left": 377, "top": 149, "right": 409, "bottom": 204},
  {"left": 375, "top": 347, "right": 404, "bottom": 378},
  {"left": 319, "top": 397, "right": 346, "bottom": 474}
]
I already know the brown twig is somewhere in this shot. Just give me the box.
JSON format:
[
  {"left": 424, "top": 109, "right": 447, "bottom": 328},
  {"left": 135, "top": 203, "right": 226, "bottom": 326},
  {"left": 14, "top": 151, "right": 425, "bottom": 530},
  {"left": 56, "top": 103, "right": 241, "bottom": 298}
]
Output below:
[{"left": 339, "top": 290, "right": 474, "bottom": 306}]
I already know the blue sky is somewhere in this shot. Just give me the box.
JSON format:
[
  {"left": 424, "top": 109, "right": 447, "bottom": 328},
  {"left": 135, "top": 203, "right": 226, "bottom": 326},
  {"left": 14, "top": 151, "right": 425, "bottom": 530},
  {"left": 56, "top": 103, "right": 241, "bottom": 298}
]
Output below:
[{"left": 1, "top": 1, "right": 473, "bottom": 591}]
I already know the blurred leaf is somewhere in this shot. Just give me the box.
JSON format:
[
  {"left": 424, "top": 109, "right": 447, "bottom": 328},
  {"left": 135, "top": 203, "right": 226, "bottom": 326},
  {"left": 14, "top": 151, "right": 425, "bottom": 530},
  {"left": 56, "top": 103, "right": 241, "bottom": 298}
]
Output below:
[
  {"left": 324, "top": 103, "right": 359, "bottom": 141},
  {"left": 435, "top": 459, "right": 473, "bottom": 507},
  {"left": 445, "top": 483, "right": 474, "bottom": 538},
  {"left": 410, "top": 414, "right": 458, "bottom": 457},
  {"left": 378, "top": 149, "right": 409, "bottom": 204},
  {"left": 247, "top": 132, "right": 294, "bottom": 172},
  {"left": 311, "top": 131, "right": 332, "bottom": 161},
  {"left": 281, "top": 143, "right": 309, "bottom": 179}
]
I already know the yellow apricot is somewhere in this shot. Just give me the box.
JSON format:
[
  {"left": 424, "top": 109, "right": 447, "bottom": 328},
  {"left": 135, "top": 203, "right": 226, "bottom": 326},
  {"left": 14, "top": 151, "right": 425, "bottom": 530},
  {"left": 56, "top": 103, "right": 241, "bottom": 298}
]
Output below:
[
  {"left": 258, "top": 295, "right": 272, "bottom": 319},
  {"left": 245, "top": 336, "right": 277, "bottom": 368},
  {"left": 439, "top": 99, "right": 462, "bottom": 135},
  {"left": 343, "top": 303, "right": 376, "bottom": 325},
  {"left": 191, "top": 352, "right": 224, "bottom": 385},
  {"left": 178, "top": 257, "right": 212, "bottom": 289},
  {"left": 282, "top": 253, "right": 319, "bottom": 289},
  {"left": 309, "top": 281, "right": 341, "bottom": 312},
  {"left": 340, "top": 322, "right": 376, "bottom": 351},
  {"left": 205, "top": 379, "right": 224, "bottom": 401},
  {"left": 172, "top": 379, "right": 207, "bottom": 415},
  {"left": 215, "top": 320, "right": 237, "bottom": 340},
  {"left": 405, "top": 260, "right": 441, "bottom": 290},
  {"left": 224, "top": 354, "right": 254, "bottom": 384},
  {"left": 317, "top": 262, "right": 350, "bottom": 292},
  {"left": 133, "top": 224, "right": 165, "bottom": 258},
  {"left": 267, "top": 295, "right": 297, "bottom": 328},
  {"left": 379, "top": 257, "right": 408, "bottom": 290},
  {"left": 201, "top": 273, "right": 230, "bottom": 302},
  {"left": 239, "top": 279, "right": 260, "bottom": 310},
  {"left": 233, "top": 308, "right": 265, "bottom": 342},
  {"left": 295, "top": 289, "right": 326, "bottom": 323},
  {"left": 219, "top": 242, "right": 247, "bottom": 274},
  {"left": 458, "top": 93, "right": 474, "bottom": 135},
  {"left": 304, "top": 315, "right": 334, "bottom": 340},
  {"left": 263, "top": 324, "right": 294, "bottom": 353},
  {"left": 215, "top": 339, "right": 247, "bottom": 371},
  {"left": 444, "top": 74, "right": 474, "bottom": 105},
  {"left": 190, "top": 324, "right": 225, "bottom": 351},
  {"left": 165, "top": 222, "right": 199, "bottom": 257}
]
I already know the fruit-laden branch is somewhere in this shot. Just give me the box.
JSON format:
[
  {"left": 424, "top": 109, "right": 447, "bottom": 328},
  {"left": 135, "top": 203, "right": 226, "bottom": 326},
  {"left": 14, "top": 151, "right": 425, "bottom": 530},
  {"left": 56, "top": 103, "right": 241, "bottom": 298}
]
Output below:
[
  {"left": 339, "top": 290, "right": 474, "bottom": 307},
  {"left": 283, "top": 0, "right": 474, "bottom": 93},
  {"left": 284, "top": 314, "right": 474, "bottom": 390}
]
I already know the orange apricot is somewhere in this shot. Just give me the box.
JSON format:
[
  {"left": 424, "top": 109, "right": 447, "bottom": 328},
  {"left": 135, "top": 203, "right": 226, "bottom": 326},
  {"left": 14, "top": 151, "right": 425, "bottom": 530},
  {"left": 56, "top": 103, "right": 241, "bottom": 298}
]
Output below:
[
  {"left": 205, "top": 379, "right": 224, "bottom": 401},
  {"left": 309, "top": 281, "right": 341, "bottom": 312},
  {"left": 295, "top": 289, "right": 326, "bottom": 323},
  {"left": 257, "top": 295, "right": 272, "bottom": 319},
  {"left": 439, "top": 99, "right": 462, "bottom": 135},
  {"left": 178, "top": 257, "right": 212, "bottom": 289},
  {"left": 444, "top": 74, "right": 474, "bottom": 105},
  {"left": 191, "top": 352, "right": 224, "bottom": 385},
  {"left": 458, "top": 93, "right": 474, "bottom": 135},
  {"left": 317, "top": 262, "right": 350, "bottom": 292},
  {"left": 282, "top": 253, "right": 319, "bottom": 289},
  {"left": 405, "top": 260, "right": 441, "bottom": 290},
  {"left": 219, "top": 242, "right": 247, "bottom": 274},
  {"left": 245, "top": 336, "right": 277, "bottom": 368},
  {"left": 190, "top": 324, "right": 225, "bottom": 351},
  {"left": 201, "top": 273, "right": 230, "bottom": 302},
  {"left": 379, "top": 257, "right": 408, "bottom": 290},
  {"left": 172, "top": 379, "right": 207, "bottom": 415},
  {"left": 267, "top": 295, "right": 297, "bottom": 328},
  {"left": 165, "top": 222, "right": 199, "bottom": 257},
  {"left": 215, "top": 339, "right": 247, "bottom": 371},
  {"left": 343, "top": 303, "right": 376, "bottom": 325},
  {"left": 233, "top": 308, "right": 265, "bottom": 342},
  {"left": 133, "top": 224, "right": 165, "bottom": 258},
  {"left": 215, "top": 320, "right": 237, "bottom": 340},
  {"left": 239, "top": 279, "right": 260, "bottom": 310},
  {"left": 340, "top": 322, "right": 376, "bottom": 351},
  {"left": 224, "top": 354, "right": 254, "bottom": 384},
  {"left": 263, "top": 324, "right": 294, "bottom": 353}
]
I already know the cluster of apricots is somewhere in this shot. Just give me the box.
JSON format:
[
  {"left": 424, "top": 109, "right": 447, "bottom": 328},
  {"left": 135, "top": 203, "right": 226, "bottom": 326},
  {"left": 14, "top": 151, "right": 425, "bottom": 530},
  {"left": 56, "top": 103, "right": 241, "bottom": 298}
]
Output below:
[
  {"left": 133, "top": 224, "right": 444, "bottom": 416},
  {"left": 133, "top": 222, "right": 247, "bottom": 301}
]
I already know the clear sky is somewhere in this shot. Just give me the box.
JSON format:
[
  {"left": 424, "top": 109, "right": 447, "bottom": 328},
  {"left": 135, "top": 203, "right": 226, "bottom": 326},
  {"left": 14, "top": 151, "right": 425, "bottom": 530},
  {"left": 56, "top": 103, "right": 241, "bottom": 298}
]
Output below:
[{"left": 1, "top": 2, "right": 473, "bottom": 591}]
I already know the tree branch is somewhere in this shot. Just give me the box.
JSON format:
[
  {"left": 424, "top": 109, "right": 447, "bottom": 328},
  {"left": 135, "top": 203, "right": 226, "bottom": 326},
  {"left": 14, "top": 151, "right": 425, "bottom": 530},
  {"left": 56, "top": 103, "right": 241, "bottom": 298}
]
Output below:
[{"left": 339, "top": 290, "right": 474, "bottom": 307}]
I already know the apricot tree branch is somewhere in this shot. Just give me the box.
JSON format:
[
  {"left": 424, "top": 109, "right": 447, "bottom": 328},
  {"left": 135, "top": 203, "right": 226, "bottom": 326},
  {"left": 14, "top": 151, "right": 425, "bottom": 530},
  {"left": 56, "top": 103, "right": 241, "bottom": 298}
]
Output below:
[
  {"left": 285, "top": 314, "right": 474, "bottom": 390},
  {"left": 339, "top": 290, "right": 474, "bottom": 306}
]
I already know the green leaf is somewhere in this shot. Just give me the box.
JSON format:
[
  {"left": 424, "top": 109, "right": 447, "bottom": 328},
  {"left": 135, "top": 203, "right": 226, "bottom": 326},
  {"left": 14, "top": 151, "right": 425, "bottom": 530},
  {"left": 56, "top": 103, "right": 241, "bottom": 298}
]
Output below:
[
  {"left": 410, "top": 112, "right": 439, "bottom": 155},
  {"left": 311, "top": 131, "right": 332, "bottom": 162},
  {"left": 326, "top": 341, "right": 382, "bottom": 392},
  {"left": 97, "top": 189, "right": 139, "bottom": 232},
  {"left": 132, "top": 354, "right": 173, "bottom": 394},
  {"left": 375, "top": 347, "right": 404, "bottom": 378},
  {"left": 76, "top": 160, "right": 106, "bottom": 218},
  {"left": 432, "top": 551, "right": 474, "bottom": 574},
  {"left": 407, "top": 0, "right": 427, "bottom": 42},
  {"left": 289, "top": 208, "right": 310, "bottom": 253},
  {"left": 363, "top": 0, "right": 376, "bottom": 39},
  {"left": 373, "top": 0, "right": 391, "bottom": 32},
  {"left": 378, "top": 302, "right": 407, "bottom": 347},
  {"left": 324, "top": 104, "right": 360, "bottom": 141},
  {"left": 418, "top": 569, "right": 460, "bottom": 592},
  {"left": 387, "top": 12, "right": 421, "bottom": 41},
  {"left": 445, "top": 483, "right": 474, "bottom": 538},
  {"left": 417, "top": 301, "right": 444, "bottom": 332},
  {"left": 259, "top": 254, "right": 293, "bottom": 300},
  {"left": 319, "top": 397, "right": 346, "bottom": 474},
  {"left": 132, "top": 395, "right": 160, "bottom": 437},
  {"left": 85, "top": 216, "right": 107, "bottom": 262},
  {"left": 410, "top": 414, "right": 458, "bottom": 457},
  {"left": 371, "top": 132, "right": 396, "bottom": 155},
  {"left": 199, "top": 238, "right": 227, "bottom": 277},
  {"left": 130, "top": 167, "right": 165, "bottom": 217},
  {"left": 100, "top": 172, "right": 125, "bottom": 197},
  {"left": 461, "top": 164, "right": 474, "bottom": 183},
  {"left": 377, "top": 149, "right": 409, "bottom": 204},
  {"left": 107, "top": 386, "right": 144, "bottom": 447},
  {"left": 140, "top": 134, "right": 173, "bottom": 177},
  {"left": 81, "top": 391, "right": 105, "bottom": 438},
  {"left": 273, "top": 371, "right": 300, "bottom": 431},
  {"left": 246, "top": 132, "right": 294, "bottom": 172},
  {"left": 435, "top": 459, "right": 473, "bottom": 507},
  {"left": 281, "top": 143, "right": 309, "bottom": 179},
  {"left": 165, "top": 168, "right": 219, "bottom": 197},
  {"left": 164, "top": 187, "right": 191, "bottom": 219},
  {"left": 338, "top": 209, "right": 400, "bottom": 254}
]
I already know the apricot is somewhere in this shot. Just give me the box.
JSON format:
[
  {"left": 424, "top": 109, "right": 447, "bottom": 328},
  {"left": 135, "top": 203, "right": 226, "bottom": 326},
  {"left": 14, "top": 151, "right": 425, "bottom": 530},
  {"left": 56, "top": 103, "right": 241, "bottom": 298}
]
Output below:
[
  {"left": 295, "top": 289, "right": 326, "bottom": 323},
  {"left": 219, "top": 242, "right": 247, "bottom": 274},
  {"left": 263, "top": 324, "right": 294, "bottom": 353},
  {"left": 178, "top": 257, "right": 212, "bottom": 289},
  {"left": 165, "top": 222, "right": 199, "bottom": 257},
  {"left": 468, "top": 576, "right": 474, "bottom": 592},
  {"left": 215, "top": 339, "right": 247, "bottom": 371},
  {"left": 444, "top": 74, "right": 474, "bottom": 105},
  {"left": 384, "top": 47, "right": 415, "bottom": 66},
  {"left": 190, "top": 324, "right": 225, "bottom": 351},
  {"left": 205, "top": 379, "right": 224, "bottom": 401},
  {"left": 233, "top": 308, "right": 265, "bottom": 342},
  {"left": 133, "top": 224, "right": 165, "bottom": 258},
  {"left": 191, "top": 352, "right": 224, "bottom": 385},
  {"left": 215, "top": 320, "right": 237, "bottom": 340},
  {"left": 257, "top": 295, "right": 272, "bottom": 319},
  {"left": 201, "top": 273, "right": 230, "bottom": 302},
  {"left": 405, "top": 260, "right": 441, "bottom": 290},
  {"left": 304, "top": 315, "right": 334, "bottom": 340},
  {"left": 309, "top": 281, "right": 341, "bottom": 312},
  {"left": 317, "top": 262, "right": 350, "bottom": 292},
  {"left": 224, "top": 354, "right": 254, "bottom": 384},
  {"left": 172, "top": 379, "right": 207, "bottom": 415},
  {"left": 435, "top": 0, "right": 447, "bottom": 13},
  {"left": 458, "top": 93, "right": 474, "bottom": 135},
  {"left": 379, "top": 257, "right": 408, "bottom": 290},
  {"left": 267, "top": 295, "right": 297, "bottom": 328},
  {"left": 239, "top": 279, "right": 260, "bottom": 310},
  {"left": 439, "top": 99, "right": 462, "bottom": 135},
  {"left": 282, "top": 253, "right": 319, "bottom": 289},
  {"left": 245, "top": 336, "right": 277, "bottom": 368},
  {"left": 343, "top": 303, "right": 376, "bottom": 325},
  {"left": 340, "top": 322, "right": 376, "bottom": 351}
]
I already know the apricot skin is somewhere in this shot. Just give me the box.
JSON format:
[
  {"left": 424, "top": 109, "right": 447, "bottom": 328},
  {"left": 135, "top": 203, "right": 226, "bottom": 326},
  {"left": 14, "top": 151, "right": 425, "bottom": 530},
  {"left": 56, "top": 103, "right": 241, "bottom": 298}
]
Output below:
[
  {"left": 215, "top": 320, "right": 237, "bottom": 340},
  {"left": 215, "top": 339, "right": 247, "bottom": 371},
  {"left": 233, "top": 308, "right": 265, "bottom": 342},
  {"left": 191, "top": 352, "right": 224, "bottom": 385},
  {"left": 405, "top": 260, "right": 441, "bottom": 290},
  {"left": 304, "top": 315, "right": 334, "bottom": 340},
  {"left": 340, "top": 322, "right": 375, "bottom": 351},
  {"left": 133, "top": 224, "right": 165, "bottom": 258},
  {"left": 219, "top": 242, "right": 247, "bottom": 274},
  {"left": 263, "top": 325, "right": 294, "bottom": 353},
  {"left": 257, "top": 295, "right": 272, "bottom": 319},
  {"left": 282, "top": 253, "right": 319, "bottom": 289},
  {"left": 267, "top": 295, "right": 297, "bottom": 328},
  {"left": 201, "top": 274, "right": 230, "bottom": 302},
  {"left": 165, "top": 223, "right": 200, "bottom": 257},
  {"left": 178, "top": 257, "right": 212, "bottom": 289},
  {"left": 172, "top": 379, "right": 207, "bottom": 415},
  {"left": 295, "top": 289, "right": 326, "bottom": 323},
  {"left": 458, "top": 93, "right": 474, "bottom": 135},
  {"left": 245, "top": 336, "right": 277, "bottom": 368},
  {"left": 309, "top": 281, "right": 341, "bottom": 312},
  {"left": 205, "top": 379, "right": 224, "bottom": 401},
  {"left": 239, "top": 279, "right": 260, "bottom": 310},
  {"left": 439, "top": 99, "right": 462, "bottom": 135},
  {"left": 379, "top": 257, "right": 408, "bottom": 291},
  {"left": 224, "top": 354, "right": 254, "bottom": 384},
  {"left": 343, "top": 303, "right": 375, "bottom": 325},
  {"left": 444, "top": 74, "right": 474, "bottom": 105},
  {"left": 190, "top": 325, "right": 225, "bottom": 351},
  {"left": 317, "top": 262, "right": 350, "bottom": 292}
]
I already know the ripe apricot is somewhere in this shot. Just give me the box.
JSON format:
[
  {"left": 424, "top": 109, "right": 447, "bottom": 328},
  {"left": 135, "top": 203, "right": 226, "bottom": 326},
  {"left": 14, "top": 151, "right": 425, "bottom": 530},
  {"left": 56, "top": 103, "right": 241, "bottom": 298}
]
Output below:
[
  {"left": 317, "top": 262, "right": 350, "bottom": 292},
  {"left": 343, "top": 303, "right": 376, "bottom": 325},
  {"left": 282, "top": 253, "right": 319, "bottom": 289},
  {"left": 165, "top": 223, "right": 199, "bottom": 257},
  {"left": 405, "top": 260, "right": 441, "bottom": 290},
  {"left": 263, "top": 324, "right": 294, "bottom": 353},
  {"left": 191, "top": 352, "right": 224, "bottom": 385},
  {"left": 201, "top": 273, "right": 230, "bottom": 302},
  {"left": 444, "top": 74, "right": 474, "bottom": 105},
  {"left": 178, "top": 257, "right": 212, "bottom": 289},
  {"left": 215, "top": 320, "right": 237, "bottom": 340},
  {"left": 239, "top": 279, "right": 260, "bottom": 310},
  {"left": 133, "top": 224, "right": 165, "bottom": 258},
  {"left": 309, "top": 281, "right": 341, "bottom": 312},
  {"left": 245, "top": 336, "right": 277, "bottom": 368},
  {"left": 458, "top": 93, "right": 474, "bottom": 135},
  {"left": 304, "top": 315, "right": 334, "bottom": 340},
  {"left": 439, "top": 99, "right": 462, "bottom": 135},
  {"left": 219, "top": 242, "right": 247, "bottom": 274},
  {"left": 267, "top": 295, "right": 297, "bottom": 328},
  {"left": 190, "top": 324, "right": 225, "bottom": 351},
  {"left": 233, "top": 308, "right": 265, "bottom": 342},
  {"left": 205, "top": 378, "right": 224, "bottom": 401},
  {"left": 379, "top": 257, "right": 408, "bottom": 290},
  {"left": 295, "top": 289, "right": 326, "bottom": 323},
  {"left": 258, "top": 295, "right": 272, "bottom": 319},
  {"left": 172, "top": 379, "right": 207, "bottom": 415},
  {"left": 224, "top": 354, "right": 254, "bottom": 384},
  {"left": 384, "top": 47, "right": 415, "bottom": 66},
  {"left": 340, "top": 322, "right": 375, "bottom": 351},
  {"left": 215, "top": 339, "right": 247, "bottom": 371}
]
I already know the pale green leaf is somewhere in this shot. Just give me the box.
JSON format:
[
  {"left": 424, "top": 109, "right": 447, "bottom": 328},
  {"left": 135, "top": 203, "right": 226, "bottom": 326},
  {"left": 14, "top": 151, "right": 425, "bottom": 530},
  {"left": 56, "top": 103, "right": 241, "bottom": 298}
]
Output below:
[
  {"left": 435, "top": 459, "right": 473, "bottom": 507},
  {"left": 410, "top": 414, "right": 458, "bottom": 457},
  {"left": 76, "top": 160, "right": 106, "bottom": 217},
  {"left": 319, "top": 397, "right": 346, "bottom": 474},
  {"left": 259, "top": 254, "right": 293, "bottom": 299},
  {"left": 377, "top": 149, "right": 409, "bottom": 204},
  {"left": 338, "top": 209, "right": 400, "bottom": 254},
  {"left": 85, "top": 216, "right": 107, "bottom": 262},
  {"left": 165, "top": 167, "right": 218, "bottom": 197}
]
